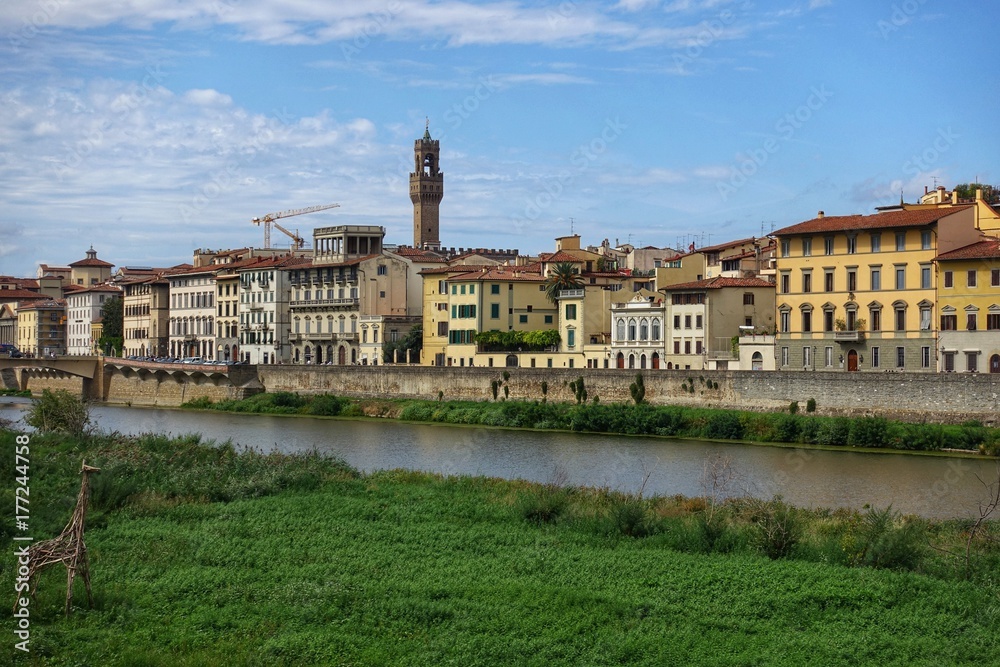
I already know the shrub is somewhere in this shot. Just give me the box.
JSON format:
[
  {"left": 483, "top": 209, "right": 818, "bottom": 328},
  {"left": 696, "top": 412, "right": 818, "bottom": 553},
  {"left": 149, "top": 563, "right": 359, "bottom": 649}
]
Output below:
[
  {"left": 183, "top": 396, "right": 214, "bottom": 409},
  {"left": 848, "top": 416, "right": 890, "bottom": 448},
  {"left": 609, "top": 499, "right": 657, "bottom": 538},
  {"left": 817, "top": 417, "right": 851, "bottom": 446},
  {"left": 25, "top": 389, "right": 91, "bottom": 435},
  {"left": 847, "top": 506, "right": 926, "bottom": 570},
  {"left": 772, "top": 415, "right": 801, "bottom": 443},
  {"left": 516, "top": 487, "right": 569, "bottom": 525},
  {"left": 630, "top": 374, "right": 646, "bottom": 405},
  {"left": 308, "top": 394, "right": 348, "bottom": 416},
  {"left": 748, "top": 497, "right": 801, "bottom": 559},
  {"left": 806, "top": 397, "right": 817, "bottom": 413},
  {"left": 789, "top": 401, "right": 799, "bottom": 415},
  {"left": 704, "top": 412, "right": 744, "bottom": 440}
]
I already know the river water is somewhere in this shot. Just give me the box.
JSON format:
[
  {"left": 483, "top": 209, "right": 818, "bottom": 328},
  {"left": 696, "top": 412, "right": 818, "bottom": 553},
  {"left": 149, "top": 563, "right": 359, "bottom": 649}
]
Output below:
[{"left": 2, "top": 399, "right": 996, "bottom": 519}]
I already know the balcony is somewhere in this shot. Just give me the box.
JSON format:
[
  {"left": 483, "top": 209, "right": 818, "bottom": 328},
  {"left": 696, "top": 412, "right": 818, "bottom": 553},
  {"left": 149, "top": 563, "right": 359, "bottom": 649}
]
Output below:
[
  {"left": 833, "top": 331, "right": 863, "bottom": 342},
  {"left": 289, "top": 298, "right": 359, "bottom": 308},
  {"left": 557, "top": 289, "right": 585, "bottom": 299}
]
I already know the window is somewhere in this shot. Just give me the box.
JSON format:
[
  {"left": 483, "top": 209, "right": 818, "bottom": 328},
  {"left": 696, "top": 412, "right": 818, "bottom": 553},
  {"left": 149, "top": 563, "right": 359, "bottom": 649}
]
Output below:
[
  {"left": 944, "top": 271, "right": 953, "bottom": 288},
  {"left": 628, "top": 320, "right": 637, "bottom": 340},
  {"left": 870, "top": 268, "right": 881, "bottom": 291},
  {"left": 674, "top": 341, "right": 680, "bottom": 354},
  {"left": 684, "top": 341, "right": 691, "bottom": 354},
  {"left": 780, "top": 310, "right": 790, "bottom": 333},
  {"left": 565, "top": 304, "right": 577, "bottom": 320},
  {"left": 943, "top": 352, "right": 955, "bottom": 372},
  {"left": 803, "top": 346, "right": 811, "bottom": 367},
  {"left": 672, "top": 314, "right": 681, "bottom": 329},
  {"left": 824, "top": 309, "right": 835, "bottom": 332},
  {"left": 940, "top": 314, "right": 957, "bottom": 330},
  {"left": 824, "top": 271, "right": 834, "bottom": 292},
  {"left": 895, "top": 267, "right": 905, "bottom": 290},
  {"left": 802, "top": 238, "right": 812, "bottom": 256},
  {"left": 825, "top": 346, "right": 833, "bottom": 367},
  {"left": 846, "top": 236, "right": 857, "bottom": 254},
  {"left": 802, "top": 271, "right": 812, "bottom": 293},
  {"left": 781, "top": 347, "right": 789, "bottom": 366},
  {"left": 988, "top": 313, "right": 1000, "bottom": 330},
  {"left": 921, "top": 230, "right": 932, "bottom": 250},
  {"left": 870, "top": 307, "right": 881, "bottom": 332},
  {"left": 896, "top": 347, "right": 905, "bottom": 368},
  {"left": 519, "top": 314, "right": 528, "bottom": 323},
  {"left": 895, "top": 232, "right": 906, "bottom": 251},
  {"left": 920, "top": 266, "right": 931, "bottom": 289},
  {"left": 695, "top": 315, "right": 703, "bottom": 329},
  {"left": 921, "top": 346, "right": 931, "bottom": 369},
  {"left": 652, "top": 319, "right": 661, "bottom": 341},
  {"left": 870, "top": 233, "right": 881, "bottom": 253},
  {"left": 967, "top": 312, "right": 977, "bottom": 331},
  {"left": 743, "top": 293, "right": 754, "bottom": 305},
  {"left": 696, "top": 341, "right": 703, "bottom": 354},
  {"left": 780, "top": 239, "right": 790, "bottom": 257},
  {"left": 966, "top": 352, "right": 978, "bottom": 373},
  {"left": 451, "top": 284, "right": 457, "bottom": 294},
  {"left": 460, "top": 285, "right": 466, "bottom": 294},
  {"left": 801, "top": 310, "right": 812, "bottom": 332},
  {"left": 684, "top": 315, "right": 692, "bottom": 329},
  {"left": 377, "top": 265, "right": 387, "bottom": 275},
  {"left": 780, "top": 273, "right": 790, "bottom": 294},
  {"left": 470, "top": 285, "right": 475, "bottom": 295},
  {"left": 847, "top": 269, "right": 857, "bottom": 292},
  {"left": 824, "top": 237, "right": 834, "bottom": 255},
  {"left": 490, "top": 304, "right": 500, "bottom": 319},
  {"left": 639, "top": 320, "right": 649, "bottom": 340},
  {"left": 871, "top": 346, "right": 880, "bottom": 369},
  {"left": 895, "top": 306, "right": 906, "bottom": 331},
  {"left": 920, "top": 307, "right": 931, "bottom": 330},
  {"left": 968, "top": 270, "right": 977, "bottom": 288},
  {"left": 993, "top": 269, "right": 1000, "bottom": 287},
  {"left": 491, "top": 284, "right": 500, "bottom": 295}
]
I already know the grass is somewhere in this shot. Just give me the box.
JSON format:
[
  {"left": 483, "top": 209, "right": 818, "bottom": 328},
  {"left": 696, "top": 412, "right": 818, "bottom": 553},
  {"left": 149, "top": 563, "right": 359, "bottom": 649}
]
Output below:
[{"left": 3, "top": 429, "right": 1000, "bottom": 666}]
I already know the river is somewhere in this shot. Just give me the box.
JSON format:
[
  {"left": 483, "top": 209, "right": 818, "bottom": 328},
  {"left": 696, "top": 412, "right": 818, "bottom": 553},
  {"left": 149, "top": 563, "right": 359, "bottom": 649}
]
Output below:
[{"left": 2, "top": 399, "right": 996, "bottom": 519}]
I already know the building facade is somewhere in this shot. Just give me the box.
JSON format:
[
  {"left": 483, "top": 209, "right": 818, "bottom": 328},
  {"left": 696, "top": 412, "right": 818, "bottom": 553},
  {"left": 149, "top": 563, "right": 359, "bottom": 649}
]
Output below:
[
  {"left": 410, "top": 123, "right": 443, "bottom": 249},
  {"left": 66, "top": 285, "right": 120, "bottom": 355},
  {"left": 122, "top": 276, "right": 170, "bottom": 358},
  {"left": 935, "top": 237, "right": 1000, "bottom": 373},
  {"left": 772, "top": 207, "right": 981, "bottom": 372},
  {"left": 168, "top": 267, "right": 217, "bottom": 359}
]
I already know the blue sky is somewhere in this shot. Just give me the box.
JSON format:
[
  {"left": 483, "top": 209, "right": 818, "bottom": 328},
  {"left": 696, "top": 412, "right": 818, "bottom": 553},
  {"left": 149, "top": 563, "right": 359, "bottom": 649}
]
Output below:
[{"left": 1, "top": 0, "right": 997, "bottom": 277}]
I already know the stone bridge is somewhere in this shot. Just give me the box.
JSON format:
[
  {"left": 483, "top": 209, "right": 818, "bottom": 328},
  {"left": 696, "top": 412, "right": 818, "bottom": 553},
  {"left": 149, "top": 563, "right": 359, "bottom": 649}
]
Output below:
[{"left": 0, "top": 356, "right": 261, "bottom": 405}]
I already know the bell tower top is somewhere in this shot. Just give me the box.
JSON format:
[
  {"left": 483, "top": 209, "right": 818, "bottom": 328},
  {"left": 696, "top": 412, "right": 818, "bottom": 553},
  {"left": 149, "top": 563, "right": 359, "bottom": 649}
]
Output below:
[{"left": 410, "top": 120, "right": 443, "bottom": 249}]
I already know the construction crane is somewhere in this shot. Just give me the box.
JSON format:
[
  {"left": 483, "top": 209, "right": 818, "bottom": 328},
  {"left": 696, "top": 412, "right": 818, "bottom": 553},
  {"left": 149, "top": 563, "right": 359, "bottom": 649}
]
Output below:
[{"left": 251, "top": 203, "right": 341, "bottom": 249}]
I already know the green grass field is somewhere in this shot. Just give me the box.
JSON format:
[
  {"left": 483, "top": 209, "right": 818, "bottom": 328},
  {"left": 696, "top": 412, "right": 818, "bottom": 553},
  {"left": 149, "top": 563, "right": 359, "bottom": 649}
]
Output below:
[{"left": 4, "top": 429, "right": 1000, "bottom": 666}]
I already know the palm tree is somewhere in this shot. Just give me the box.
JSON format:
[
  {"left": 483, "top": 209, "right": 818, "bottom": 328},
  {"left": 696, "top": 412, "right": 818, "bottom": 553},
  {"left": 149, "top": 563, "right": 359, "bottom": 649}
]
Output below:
[{"left": 544, "top": 262, "right": 584, "bottom": 303}]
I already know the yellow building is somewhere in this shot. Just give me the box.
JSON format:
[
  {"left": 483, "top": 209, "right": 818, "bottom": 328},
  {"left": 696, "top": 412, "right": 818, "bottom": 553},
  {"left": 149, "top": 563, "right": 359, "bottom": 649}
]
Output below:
[
  {"left": 17, "top": 300, "right": 66, "bottom": 357},
  {"left": 901, "top": 186, "right": 1000, "bottom": 235},
  {"left": 934, "top": 237, "right": 1000, "bottom": 373},
  {"left": 772, "top": 206, "right": 981, "bottom": 372}
]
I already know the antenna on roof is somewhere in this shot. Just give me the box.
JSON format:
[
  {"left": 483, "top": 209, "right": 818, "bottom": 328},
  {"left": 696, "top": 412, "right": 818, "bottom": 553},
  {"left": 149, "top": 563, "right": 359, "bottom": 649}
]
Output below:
[{"left": 570, "top": 217, "right": 575, "bottom": 235}]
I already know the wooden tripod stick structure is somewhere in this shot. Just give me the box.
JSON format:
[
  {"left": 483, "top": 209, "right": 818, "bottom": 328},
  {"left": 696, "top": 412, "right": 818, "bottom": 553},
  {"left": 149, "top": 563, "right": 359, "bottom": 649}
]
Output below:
[{"left": 23, "top": 461, "right": 101, "bottom": 616}]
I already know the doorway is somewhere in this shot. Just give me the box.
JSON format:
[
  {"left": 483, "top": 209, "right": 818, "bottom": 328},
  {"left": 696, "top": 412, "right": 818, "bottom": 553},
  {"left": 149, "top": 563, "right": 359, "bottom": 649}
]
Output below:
[{"left": 847, "top": 349, "right": 859, "bottom": 372}]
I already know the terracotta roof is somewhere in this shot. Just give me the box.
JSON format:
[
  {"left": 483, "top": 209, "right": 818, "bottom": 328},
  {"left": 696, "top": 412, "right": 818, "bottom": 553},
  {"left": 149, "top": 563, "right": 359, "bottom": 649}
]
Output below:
[
  {"left": 0, "top": 289, "right": 48, "bottom": 301},
  {"left": 390, "top": 246, "right": 447, "bottom": 262},
  {"left": 694, "top": 237, "right": 757, "bottom": 254},
  {"left": 772, "top": 206, "right": 972, "bottom": 236},
  {"left": 450, "top": 267, "right": 545, "bottom": 282},
  {"left": 663, "top": 276, "right": 775, "bottom": 291},
  {"left": 71, "top": 284, "right": 122, "bottom": 295},
  {"left": 539, "top": 251, "right": 583, "bottom": 263},
  {"left": 69, "top": 257, "right": 114, "bottom": 268},
  {"left": 935, "top": 237, "right": 1000, "bottom": 261},
  {"left": 418, "top": 264, "right": 490, "bottom": 275}
]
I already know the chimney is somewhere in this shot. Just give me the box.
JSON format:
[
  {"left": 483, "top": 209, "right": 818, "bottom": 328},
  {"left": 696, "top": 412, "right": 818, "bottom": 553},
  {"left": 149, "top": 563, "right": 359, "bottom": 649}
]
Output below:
[
  {"left": 817, "top": 211, "right": 825, "bottom": 219},
  {"left": 976, "top": 188, "right": 984, "bottom": 201},
  {"left": 951, "top": 190, "right": 960, "bottom": 205}
]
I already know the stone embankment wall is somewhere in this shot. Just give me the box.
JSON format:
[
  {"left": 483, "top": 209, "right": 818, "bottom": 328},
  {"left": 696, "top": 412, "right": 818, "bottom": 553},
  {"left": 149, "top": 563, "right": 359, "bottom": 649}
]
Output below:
[
  {"left": 259, "top": 366, "right": 1000, "bottom": 424},
  {"left": 103, "top": 372, "right": 255, "bottom": 407}
]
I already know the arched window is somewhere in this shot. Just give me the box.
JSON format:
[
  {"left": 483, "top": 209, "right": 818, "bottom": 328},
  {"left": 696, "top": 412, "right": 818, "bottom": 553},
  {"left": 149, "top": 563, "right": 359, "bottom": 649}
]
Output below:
[
  {"left": 628, "top": 319, "right": 637, "bottom": 341},
  {"left": 616, "top": 319, "right": 626, "bottom": 341},
  {"left": 651, "top": 318, "right": 661, "bottom": 341},
  {"left": 639, "top": 319, "right": 649, "bottom": 341},
  {"left": 628, "top": 354, "right": 635, "bottom": 369}
]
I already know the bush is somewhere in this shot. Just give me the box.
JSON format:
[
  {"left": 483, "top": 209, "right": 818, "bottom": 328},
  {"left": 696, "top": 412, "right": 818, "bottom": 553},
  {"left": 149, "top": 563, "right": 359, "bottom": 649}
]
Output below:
[
  {"left": 848, "top": 416, "right": 890, "bottom": 448},
  {"left": 516, "top": 487, "right": 569, "bottom": 525},
  {"left": 847, "top": 506, "right": 926, "bottom": 570},
  {"left": 25, "top": 389, "right": 91, "bottom": 435},
  {"left": 817, "top": 417, "right": 851, "bottom": 446},
  {"left": 748, "top": 497, "right": 801, "bottom": 559},
  {"left": 704, "top": 412, "right": 744, "bottom": 440},
  {"left": 771, "top": 415, "right": 801, "bottom": 443},
  {"left": 806, "top": 398, "right": 817, "bottom": 413},
  {"left": 789, "top": 401, "right": 799, "bottom": 415},
  {"left": 308, "top": 394, "right": 348, "bottom": 416},
  {"left": 608, "top": 499, "right": 657, "bottom": 538}
]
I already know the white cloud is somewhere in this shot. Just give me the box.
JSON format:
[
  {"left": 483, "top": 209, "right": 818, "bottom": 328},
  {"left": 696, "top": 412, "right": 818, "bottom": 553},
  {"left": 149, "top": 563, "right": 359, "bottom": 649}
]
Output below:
[{"left": 182, "top": 89, "right": 233, "bottom": 107}]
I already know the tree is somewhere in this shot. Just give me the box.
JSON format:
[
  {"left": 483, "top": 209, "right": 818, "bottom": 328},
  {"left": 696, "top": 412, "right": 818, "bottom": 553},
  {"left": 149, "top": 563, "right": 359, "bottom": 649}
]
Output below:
[
  {"left": 382, "top": 323, "right": 423, "bottom": 363},
  {"left": 25, "top": 389, "right": 91, "bottom": 435},
  {"left": 544, "top": 262, "right": 584, "bottom": 303},
  {"left": 98, "top": 296, "right": 123, "bottom": 355},
  {"left": 953, "top": 183, "right": 999, "bottom": 203}
]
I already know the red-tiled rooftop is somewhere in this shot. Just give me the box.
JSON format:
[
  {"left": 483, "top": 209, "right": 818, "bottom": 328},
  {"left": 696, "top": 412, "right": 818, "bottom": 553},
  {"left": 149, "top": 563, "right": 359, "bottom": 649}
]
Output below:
[
  {"left": 935, "top": 237, "right": 1000, "bottom": 261},
  {"left": 663, "top": 276, "right": 775, "bottom": 291},
  {"left": 69, "top": 257, "right": 114, "bottom": 268},
  {"left": 772, "top": 206, "right": 972, "bottom": 236},
  {"left": 0, "top": 289, "right": 48, "bottom": 301}
]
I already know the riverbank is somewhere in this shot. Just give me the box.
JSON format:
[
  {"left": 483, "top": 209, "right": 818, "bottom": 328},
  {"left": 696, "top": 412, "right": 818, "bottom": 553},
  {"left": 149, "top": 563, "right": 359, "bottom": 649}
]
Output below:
[
  {"left": 2, "top": 428, "right": 999, "bottom": 665},
  {"left": 181, "top": 392, "right": 1000, "bottom": 456}
]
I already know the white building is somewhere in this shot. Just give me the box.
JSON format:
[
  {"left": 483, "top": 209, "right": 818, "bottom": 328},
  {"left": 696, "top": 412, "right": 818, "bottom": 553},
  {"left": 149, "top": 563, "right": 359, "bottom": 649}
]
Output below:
[
  {"left": 610, "top": 292, "right": 667, "bottom": 370},
  {"left": 168, "top": 267, "right": 217, "bottom": 359},
  {"left": 238, "top": 255, "right": 311, "bottom": 364},
  {"left": 66, "top": 284, "right": 120, "bottom": 355}
]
